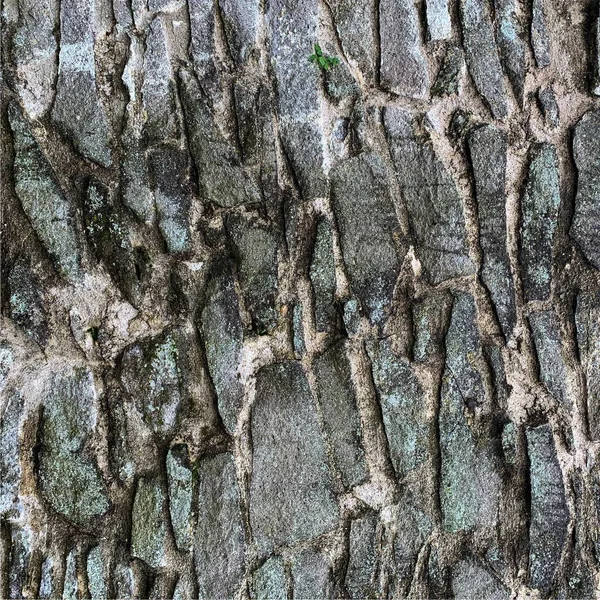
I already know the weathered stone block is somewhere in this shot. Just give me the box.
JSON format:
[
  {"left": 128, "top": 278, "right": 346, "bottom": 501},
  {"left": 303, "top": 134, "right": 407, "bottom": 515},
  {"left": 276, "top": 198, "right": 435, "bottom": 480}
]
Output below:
[{"left": 250, "top": 361, "right": 339, "bottom": 553}]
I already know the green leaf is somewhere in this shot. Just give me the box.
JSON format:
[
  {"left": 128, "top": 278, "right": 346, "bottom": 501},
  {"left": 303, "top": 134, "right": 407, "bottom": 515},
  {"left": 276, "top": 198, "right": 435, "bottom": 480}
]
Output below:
[
  {"left": 330, "top": 57, "right": 340, "bottom": 65},
  {"left": 309, "top": 54, "right": 317, "bottom": 62},
  {"left": 318, "top": 56, "right": 329, "bottom": 69},
  {"left": 314, "top": 43, "right": 323, "bottom": 56}
]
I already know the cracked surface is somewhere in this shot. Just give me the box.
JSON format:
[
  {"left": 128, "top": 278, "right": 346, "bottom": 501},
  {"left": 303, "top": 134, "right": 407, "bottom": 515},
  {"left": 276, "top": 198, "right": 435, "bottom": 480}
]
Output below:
[{"left": 1, "top": 0, "right": 600, "bottom": 598}]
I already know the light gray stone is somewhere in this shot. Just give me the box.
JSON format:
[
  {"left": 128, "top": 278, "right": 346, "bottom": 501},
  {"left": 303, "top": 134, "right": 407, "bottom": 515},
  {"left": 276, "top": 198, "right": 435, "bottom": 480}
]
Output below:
[
  {"left": 531, "top": 0, "right": 551, "bottom": 68},
  {"left": 52, "top": 0, "right": 111, "bottom": 165},
  {"left": 292, "top": 550, "right": 334, "bottom": 599},
  {"left": 426, "top": 0, "right": 452, "bottom": 40},
  {"left": 452, "top": 558, "right": 510, "bottom": 599},
  {"left": 379, "top": 0, "right": 429, "bottom": 98}
]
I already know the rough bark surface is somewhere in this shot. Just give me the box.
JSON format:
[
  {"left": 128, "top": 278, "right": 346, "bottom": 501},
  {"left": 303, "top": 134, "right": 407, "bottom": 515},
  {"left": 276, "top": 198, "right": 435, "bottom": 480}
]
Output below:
[{"left": 1, "top": 0, "right": 600, "bottom": 598}]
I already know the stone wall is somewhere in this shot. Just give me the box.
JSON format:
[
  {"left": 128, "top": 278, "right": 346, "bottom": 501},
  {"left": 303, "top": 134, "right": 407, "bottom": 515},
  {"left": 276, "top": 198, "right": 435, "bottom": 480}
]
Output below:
[{"left": 1, "top": 0, "right": 599, "bottom": 598}]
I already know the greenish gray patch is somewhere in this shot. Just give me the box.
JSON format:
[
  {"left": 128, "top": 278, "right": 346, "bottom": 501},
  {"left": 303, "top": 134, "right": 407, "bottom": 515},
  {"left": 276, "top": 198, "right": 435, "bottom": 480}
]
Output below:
[
  {"left": 0, "top": 391, "right": 22, "bottom": 517},
  {"left": 166, "top": 445, "right": 194, "bottom": 551},
  {"left": 250, "top": 557, "right": 286, "bottom": 600},
  {"left": 131, "top": 477, "right": 167, "bottom": 568},
  {"left": 368, "top": 339, "right": 428, "bottom": 478},
  {"left": 439, "top": 293, "right": 500, "bottom": 532},
  {"left": 39, "top": 368, "right": 109, "bottom": 524},
  {"left": 494, "top": 0, "right": 526, "bottom": 101},
  {"left": 519, "top": 143, "right": 560, "bottom": 302},
  {"left": 8, "top": 103, "right": 82, "bottom": 280}
]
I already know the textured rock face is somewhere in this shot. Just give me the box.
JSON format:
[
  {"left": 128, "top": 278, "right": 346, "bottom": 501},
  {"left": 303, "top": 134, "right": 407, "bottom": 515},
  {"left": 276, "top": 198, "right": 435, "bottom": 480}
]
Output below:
[{"left": 2, "top": 0, "right": 600, "bottom": 598}]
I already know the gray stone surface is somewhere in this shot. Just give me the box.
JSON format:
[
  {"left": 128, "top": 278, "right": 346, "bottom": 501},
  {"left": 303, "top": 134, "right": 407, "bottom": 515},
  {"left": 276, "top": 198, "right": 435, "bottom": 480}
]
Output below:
[
  {"left": 531, "top": 0, "right": 551, "bottom": 68},
  {"left": 330, "top": 0, "right": 377, "bottom": 83},
  {"left": 432, "top": 46, "right": 464, "bottom": 97},
  {"left": 226, "top": 214, "right": 279, "bottom": 333},
  {"left": 385, "top": 108, "right": 475, "bottom": 284},
  {"left": 9, "top": 104, "right": 82, "bottom": 280},
  {"left": 426, "top": 0, "right": 452, "bottom": 40},
  {"left": 131, "top": 477, "right": 167, "bottom": 568},
  {"left": 575, "top": 291, "right": 600, "bottom": 440},
  {"left": 195, "top": 453, "right": 245, "bottom": 599},
  {"left": 167, "top": 445, "right": 194, "bottom": 551},
  {"left": 529, "top": 311, "right": 569, "bottom": 408},
  {"left": 379, "top": 0, "right": 429, "bottom": 98},
  {"left": 571, "top": 110, "right": 600, "bottom": 269},
  {"left": 310, "top": 219, "right": 339, "bottom": 332},
  {"left": 39, "top": 368, "right": 109, "bottom": 525},
  {"left": 520, "top": 143, "right": 561, "bottom": 302},
  {"left": 250, "top": 557, "right": 286, "bottom": 600},
  {"left": 460, "top": 0, "right": 508, "bottom": 118},
  {"left": 149, "top": 148, "right": 192, "bottom": 254},
  {"left": 200, "top": 267, "right": 244, "bottom": 433},
  {"left": 538, "top": 86, "right": 559, "bottom": 128},
  {"left": 452, "top": 558, "right": 510, "bottom": 599},
  {"left": 440, "top": 293, "right": 501, "bottom": 532},
  {"left": 468, "top": 124, "right": 516, "bottom": 338},
  {"left": 314, "top": 342, "right": 367, "bottom": 488},
  {"left": 266, "top": 0, "right": 326, "bottom": 198},
  {"left": 120, "top": 333, "right": 184, "bottom": 435},
  {"left": 2, "top": 1, "right": 598, "bottom": 596},
  {"left": 494, "top": 0, "right": 527, "bottom": 101},
  {"left": 250, "top": 361, "right": 339, "bottom": 553},
  {"left": 346, "top": 513, "right": 378, "bottom": 599},
  {"left": 11, "top": 0, "right": 58, "bottom": 119},
  {"left": 368, "top": 339, "right": 428, "bottom": 478},
  {"left": 0, "top": 391, "right": 22, "bottom": 517},
  {"left": 331, "top": 153, "right": 403, "bottom": 325},
  {"left": 51, "top": 0, "right": 111, "bottom": 165},
  {"left": 527, "top": 425, "right": 569, "bottom": 592},
  {"left": 292, "top": 550, "right": 334, "bottom": 599}
]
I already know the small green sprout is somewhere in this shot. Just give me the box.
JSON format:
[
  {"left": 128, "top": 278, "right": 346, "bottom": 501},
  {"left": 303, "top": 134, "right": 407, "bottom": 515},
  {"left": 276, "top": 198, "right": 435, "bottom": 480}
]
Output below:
[{"left": 308, "top": 43, "right": 340, "bottom": 71}]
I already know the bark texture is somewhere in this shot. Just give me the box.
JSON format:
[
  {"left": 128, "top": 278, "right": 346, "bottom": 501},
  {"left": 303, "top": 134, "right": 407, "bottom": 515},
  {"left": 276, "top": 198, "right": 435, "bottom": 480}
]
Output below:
[{"left": 1, "top": 0, "right": 600, "bottom": 598}]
